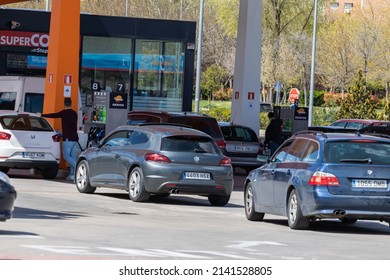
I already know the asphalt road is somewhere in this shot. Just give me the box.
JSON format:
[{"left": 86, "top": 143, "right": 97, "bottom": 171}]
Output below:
[{"left": 1, "top": 168, "right": 389, "bottom": 260}]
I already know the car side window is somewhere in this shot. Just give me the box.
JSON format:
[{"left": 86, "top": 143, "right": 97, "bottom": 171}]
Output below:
[
  {"left": 271, "top": 140, "right": 294, "bottom": 162},
  {"left": 301, "top": 140, "right": 319, "bottom": 162},
  {"left": 332, "top": 121, "right": 346, "bottom": 128},
  {"left": 103, "top": 130, "right": 132, "bottom": 147},
  {"left": 284, "top": 139, "right": 307, "bottom": 162},
  {"left": 129, "top": 131, "right": 150, "bottom": 147},
  {"left": 346, "top": 122, "right": 363, "bottom": 129}
]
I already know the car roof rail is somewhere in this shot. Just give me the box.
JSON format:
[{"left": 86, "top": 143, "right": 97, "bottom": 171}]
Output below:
[{"left": 294, "top": 130, "right": 328, "bottom": 138}]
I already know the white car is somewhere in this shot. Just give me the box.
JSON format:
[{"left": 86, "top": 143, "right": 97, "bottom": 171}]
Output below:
[{"left": 0, "top": 110, "right": 61, "bottom": 179}]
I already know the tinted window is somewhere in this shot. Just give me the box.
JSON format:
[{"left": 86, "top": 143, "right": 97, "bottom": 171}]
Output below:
[
  {"left": 0, "top": 92, "right": 16, "bottom": 110},
  {"left": 301, "top": 140, "right": 319, "bottom": 162},
  {"left": 345, "top": 122, "right": 364, "bottom": 129},
  {"left": 24, "top": 93, "right": 44, "bottom": 113},
  {"left": 221, "top": 126, "right": 258, "bottom": 142},
  {"left": 0, "top": 115, "right": 53, "bottom": 131},
  {"left": 129, "top": 131, "right": 150, "bottom": 146},
  {"left": 103, "top": 130, "right": 132, "bottom": 147},
  {"left": 331, "top": 121, "right": 346, "bottom": 127},
  {"left": 271, "top": 140, "right": 294, "bottom": 162},
  {"left": 284, "top": 138, "right": 307, "bottom": 162},
  {"left": 161, "top": 136, "right": 219, "bottom": 154},
  {"left": 325, "top": 140, "right": 390, "bottom": 165}
]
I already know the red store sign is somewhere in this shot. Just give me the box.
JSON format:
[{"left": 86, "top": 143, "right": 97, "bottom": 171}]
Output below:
[{"left": 0, "top": 30, "right": 49, "bottom": 48}]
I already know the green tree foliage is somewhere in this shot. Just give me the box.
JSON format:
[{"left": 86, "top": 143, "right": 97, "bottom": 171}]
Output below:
[
  {"left": 200, "top": 64, "right": 230, "bottom": 100},
  {"left": 336, "top": 70, "right": 376, "bottom": 120}
]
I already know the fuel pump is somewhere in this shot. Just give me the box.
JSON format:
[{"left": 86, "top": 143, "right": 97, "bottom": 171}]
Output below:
[
  {"left": 274, "top": 105, "right": 309, "bottom": 141},
  {"left": 84, "top": 86, "right": 128, "bottom": 146}
]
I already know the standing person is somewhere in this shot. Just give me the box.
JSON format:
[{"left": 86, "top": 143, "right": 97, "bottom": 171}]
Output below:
[
  {"left": 264, "top": 111, "right": 283, "bottom": 156},
  {"left": 41, "top": 98, "right": 79, "bottom": 181}
]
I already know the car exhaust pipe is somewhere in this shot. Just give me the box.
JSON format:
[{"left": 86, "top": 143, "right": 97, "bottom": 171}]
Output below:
[
  {"left": 170, "top": 188, "right": 179, "bottom": 194},
  {"left": 333, "top": 210, "right": 346, "bottom": 217}
]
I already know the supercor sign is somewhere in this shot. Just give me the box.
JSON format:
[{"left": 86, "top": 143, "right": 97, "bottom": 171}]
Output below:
[{"left": 0, "top": 31, "right": 49, "bottom": 48}]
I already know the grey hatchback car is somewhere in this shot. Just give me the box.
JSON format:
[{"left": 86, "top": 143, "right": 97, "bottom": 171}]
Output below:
[
  {"left": 75, "top": 124, "right": 234, "bottom": 206},
  {"left": 244, "top": 131, "right": 390, "bottom": 229}
]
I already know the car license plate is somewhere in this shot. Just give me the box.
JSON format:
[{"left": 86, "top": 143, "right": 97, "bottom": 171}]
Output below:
[
  {"left": 184, "top": 172, "right": 211, "bottom": 180},
  {"left": 235, "top": 146, "right": 250, "bottom": 151},
  {"left": 352, "top": 179, "right": 387, "bottom": 188},
  {"left": 22, "top": 152, "right": 45, "bottom": 158}
]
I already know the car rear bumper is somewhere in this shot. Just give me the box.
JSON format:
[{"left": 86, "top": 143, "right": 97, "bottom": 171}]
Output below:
[
  {"left": 301, "top": 189, "right": 390, "bottom": 220},
  {"left": 0, "top": 159, "right": 59, "bottom": 169},
  {"left": 144, "top": 176, "right": 234, "bottom": 195}
]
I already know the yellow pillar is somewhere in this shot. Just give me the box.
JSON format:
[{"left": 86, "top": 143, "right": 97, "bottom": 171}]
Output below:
[{"left": 43, "top": 0, "right": 80, "bottom": 131}]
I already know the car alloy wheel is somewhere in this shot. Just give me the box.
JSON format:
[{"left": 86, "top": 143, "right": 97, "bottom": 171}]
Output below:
[
  {"left": 75, "top": 160, "right": 96, "bottom": 193},
  {"left": 287, "top": 189, "right": 310, "bottom": 230},
  {"left": 244, "top": 183, "right": 264, "bottom": 221},
  {"left": 128, "top": 167, "right": 150, "bottom": 202}
]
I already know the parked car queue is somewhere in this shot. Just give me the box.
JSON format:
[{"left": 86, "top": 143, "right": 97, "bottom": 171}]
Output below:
[{"left": 2, "top": 109, "right": 390, "bottom": 230}]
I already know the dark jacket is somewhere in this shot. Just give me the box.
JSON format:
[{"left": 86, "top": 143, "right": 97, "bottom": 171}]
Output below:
[
  {"left": 42, "top": 109, "right": 79, "bottom": 141},
  {"left": 264, "top": 118, "right": 283, "bottom": 145}
]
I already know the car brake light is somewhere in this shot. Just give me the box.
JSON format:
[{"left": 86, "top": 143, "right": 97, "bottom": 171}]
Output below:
[
  {"left": 144, "top": 152, "right": 171, "bottom": 163},
  {"left": 52, "top": 134, "right": 60, "bottom": 142},
  {"left": 309, "top": 171, "right": 339, "bottom": 186},
  {"left": 215, "top": 140, "right": 226, "bottom": 149},
  {"left": 0, "top": 131, "right": 11, "bottom": 140},
  {"left": 219, "top": 156, "right": 231, "bottom": 166}
]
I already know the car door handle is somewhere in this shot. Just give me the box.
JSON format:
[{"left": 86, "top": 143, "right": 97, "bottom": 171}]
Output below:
[
  {"left": 115, "top": 154, "right": 121, "bottom": 159},
  {"left": 286, "top": 170, "right": 292, "bottom": 176},
  {"left": 271, "top": 170, "right": 275, "bottom": 175}
]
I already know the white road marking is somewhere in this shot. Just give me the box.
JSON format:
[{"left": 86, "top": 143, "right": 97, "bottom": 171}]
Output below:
[{"left": 226, "top": 241, "right": 287, "bottom": 251}]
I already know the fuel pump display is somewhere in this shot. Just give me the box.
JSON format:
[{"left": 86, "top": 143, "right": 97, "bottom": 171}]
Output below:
[{"left": 84, "top": 90, "right": 128, "bottom": 146}]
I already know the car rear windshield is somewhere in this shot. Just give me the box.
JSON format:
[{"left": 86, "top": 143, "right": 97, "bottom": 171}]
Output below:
[
  {"left": 221, "top": 126, "right": 258, "bottom": 142},
  {"left": 161, "top": 136, "right": 219, "bottom": 154},
  {"left": 0, "top": 115, "right": 53, "bottom": 131},
  {"left": 167, "top": 116, "right": 222, "bottom": 138},
  {"left": 324, "top": 140, "right": 390, "bottom": 165}
]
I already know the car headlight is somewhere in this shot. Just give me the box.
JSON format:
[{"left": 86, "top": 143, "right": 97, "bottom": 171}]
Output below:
[{"left": 0, "top": 171, "right": 11, "bottom": 184}]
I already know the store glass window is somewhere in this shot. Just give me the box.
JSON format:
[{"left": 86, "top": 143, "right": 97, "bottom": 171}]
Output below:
[
  {"left": 132, "top": 39, "right": 184, "bottom": 111},
  {"left": 81, "top": 36, "right": 132, "bottom": 109}
]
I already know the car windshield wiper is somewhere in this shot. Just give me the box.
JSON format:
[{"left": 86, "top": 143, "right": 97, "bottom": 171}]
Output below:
[{"left": 340, "top": 158, "right": 373, "bottom": 164}]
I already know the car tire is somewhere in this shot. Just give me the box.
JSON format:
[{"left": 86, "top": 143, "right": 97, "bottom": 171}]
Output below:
[
  {"left": 340, "top": 217, "right": 358, "bottom": 224},
  {"left": 208, "top": 194, "right": 230, "bottom": 206},
  {"left": 0, "top": 167, "right": 9, "bottom": 174},
  {"left": 244, "top": 183, "right": 264, "bottom": 221},
  {"left": 287, "top": 189, "right": 310, "bottom": 230},
  {"left": 128, "top": 167, "right": 150, "bottom": 202},
  {"left": 41, "top": 166, "right": 59, "bottom": 179},
  {"left": 75, "top": 160, "right": 96, "bottom": 193}
]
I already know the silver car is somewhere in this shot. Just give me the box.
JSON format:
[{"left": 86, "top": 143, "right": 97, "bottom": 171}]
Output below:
[
  {"left": 75, "top": 124, "right": 234, "bottom": 206},
  {"left": 219, "top": 122, "right": 263, "bottom": 174}
]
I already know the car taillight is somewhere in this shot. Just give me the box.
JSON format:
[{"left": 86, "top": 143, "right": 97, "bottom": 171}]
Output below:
[
  {"left": 219, "top": 156, "right": 231, "bottom": 166},
  {"left": 309, "top": 171, "right": 339, "bottom": 186},
  {"left": 144, "top": 152, "right": 171, "bottom": 163},
  {"left": 215, "top": 140, "right": 226, "bottom": 149},
  {"left": 0, "top": 131, "right": 11, "bottom": 140},
  {"left": 52, "top": 134, "right": 60, "bottom": 142}
]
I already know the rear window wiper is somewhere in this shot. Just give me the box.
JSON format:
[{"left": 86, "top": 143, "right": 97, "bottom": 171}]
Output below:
[{"left": 340, "top": 158, "right": 373, "bottom": 164}]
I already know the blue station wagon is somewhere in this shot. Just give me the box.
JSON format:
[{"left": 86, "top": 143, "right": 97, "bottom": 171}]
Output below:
[{"left": 244, "top": 131, "right": 390, "bottom": 229}]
